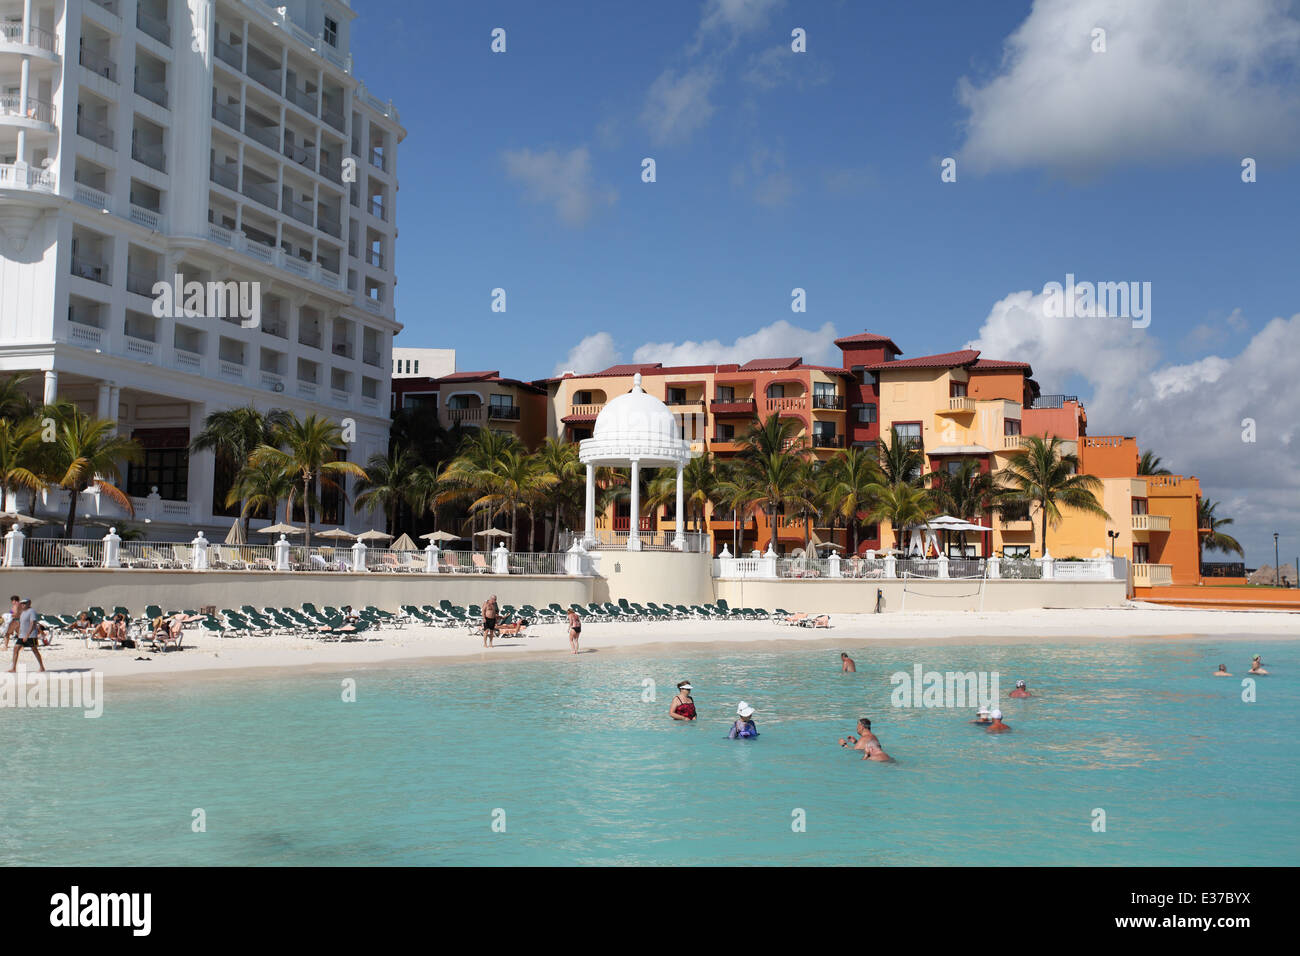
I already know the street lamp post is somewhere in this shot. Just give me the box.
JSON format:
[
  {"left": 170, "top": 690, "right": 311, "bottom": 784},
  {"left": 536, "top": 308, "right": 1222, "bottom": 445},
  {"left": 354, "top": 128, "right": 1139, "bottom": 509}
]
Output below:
[
  {"left": 1275, "top": 533, "right": 1281, "bottom": 587},
  {"left": 1108, "top": 529, "right": 1119, "bottom": 558}
]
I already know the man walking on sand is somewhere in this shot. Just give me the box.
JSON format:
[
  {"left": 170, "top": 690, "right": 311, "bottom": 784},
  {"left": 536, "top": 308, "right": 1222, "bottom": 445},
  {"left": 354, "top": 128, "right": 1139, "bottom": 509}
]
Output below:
[{"left": 8, "top": 597, "right": 44, "bottom": 672}]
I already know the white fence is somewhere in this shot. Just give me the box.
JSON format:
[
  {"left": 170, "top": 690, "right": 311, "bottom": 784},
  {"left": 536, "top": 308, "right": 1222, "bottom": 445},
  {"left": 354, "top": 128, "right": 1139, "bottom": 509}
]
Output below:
[{"left": 712, "top": 549, "right": 1118, "bottom": 582}]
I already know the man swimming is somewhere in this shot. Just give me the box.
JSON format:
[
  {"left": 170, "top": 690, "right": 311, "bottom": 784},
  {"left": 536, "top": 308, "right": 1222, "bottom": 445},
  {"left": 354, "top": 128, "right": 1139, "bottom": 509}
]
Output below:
[
  {"left": 1213, "top": 664, "right": 1232, "bottom": 677},
  {"left": 986, "top": 709, "right": 1011, "bottom": 733},
  {"left": 1248, "top": 655, "right": 1269, "bottom": 675},
  {"left": 840, "top": 652, "right": 856, "bottom": 673},
  {"left": 840, "top": 717, "right": 881, "bottom": 751},
  {"left": 1009, "top": 680, "right": 1031, "bottom": 698}
]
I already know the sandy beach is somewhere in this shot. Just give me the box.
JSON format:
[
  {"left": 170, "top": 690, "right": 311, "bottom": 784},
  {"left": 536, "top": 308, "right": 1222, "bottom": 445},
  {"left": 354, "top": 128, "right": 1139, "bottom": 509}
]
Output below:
[{"left": 3, "top": 603, "right": 1294, "bottom": 683}]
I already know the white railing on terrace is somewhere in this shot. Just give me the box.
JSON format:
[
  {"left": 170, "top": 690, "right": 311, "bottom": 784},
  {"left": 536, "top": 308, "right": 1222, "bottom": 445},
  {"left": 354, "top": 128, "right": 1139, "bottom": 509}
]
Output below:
[
  {"left": 0, "top": 162, "right": 56, "bottom": 192},
  {"left": 710, "top": 553, "right": 1116, "bottom": 581},
  {"left": 1, "top": 22, "right": 60, "bottom": 53},
  {"left": 559, "top": 529, "right": 710, "bottom": 553},
  {"left": 1, "top": 93, "right": 56, "bottom": 124}
]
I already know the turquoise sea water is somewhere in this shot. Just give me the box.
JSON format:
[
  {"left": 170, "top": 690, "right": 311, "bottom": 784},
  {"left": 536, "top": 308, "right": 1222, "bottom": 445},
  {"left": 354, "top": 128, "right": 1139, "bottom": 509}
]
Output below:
[{"left": 1, "top": 636, "right": 1296, "bottom": 866}]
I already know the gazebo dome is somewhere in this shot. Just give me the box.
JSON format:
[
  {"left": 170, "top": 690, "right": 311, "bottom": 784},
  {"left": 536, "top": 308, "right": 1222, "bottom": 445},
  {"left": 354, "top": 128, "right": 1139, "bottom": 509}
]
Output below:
[
  {"left": 579, "top": 373, "right": 693, "bottom": 468},
  {"left": 593, "top": 374, "right": 679, "bottom": 443}
]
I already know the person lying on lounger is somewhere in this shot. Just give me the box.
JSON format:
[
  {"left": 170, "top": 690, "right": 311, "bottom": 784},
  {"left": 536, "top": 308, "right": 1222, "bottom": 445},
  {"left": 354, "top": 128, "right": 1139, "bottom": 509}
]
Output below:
[{"left": 497, "top": 619, "right": 529, "bottom": 637}]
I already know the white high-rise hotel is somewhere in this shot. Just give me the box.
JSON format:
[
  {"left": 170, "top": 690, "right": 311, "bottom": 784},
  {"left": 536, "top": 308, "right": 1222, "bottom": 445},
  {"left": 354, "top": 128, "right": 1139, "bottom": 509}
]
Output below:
[{"left": 0, "top": 0, "right": 402, "bottom": 533}]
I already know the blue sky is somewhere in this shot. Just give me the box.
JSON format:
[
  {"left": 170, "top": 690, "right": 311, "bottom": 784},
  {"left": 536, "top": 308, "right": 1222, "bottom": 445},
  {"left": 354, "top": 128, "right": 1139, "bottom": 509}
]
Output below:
[{"left": 350, "top": 0, "right": 1300, "bottom": 564}]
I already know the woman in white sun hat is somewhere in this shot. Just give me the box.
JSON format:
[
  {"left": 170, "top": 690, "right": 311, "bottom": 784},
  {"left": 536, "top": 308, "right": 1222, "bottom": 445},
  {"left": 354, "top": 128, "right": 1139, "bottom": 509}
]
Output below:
[{"left": 727, "top": 701, "right": 759, "bottom": 739}]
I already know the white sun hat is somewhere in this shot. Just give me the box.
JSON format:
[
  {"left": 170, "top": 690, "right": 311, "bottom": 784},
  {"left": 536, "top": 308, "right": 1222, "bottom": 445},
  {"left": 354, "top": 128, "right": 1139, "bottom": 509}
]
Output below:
[
  {"left": 737, "top": 701, "right": 755, "bottom": 718},
  {"left": 976, "top": 705, "right": 990, "bottom": 716}
]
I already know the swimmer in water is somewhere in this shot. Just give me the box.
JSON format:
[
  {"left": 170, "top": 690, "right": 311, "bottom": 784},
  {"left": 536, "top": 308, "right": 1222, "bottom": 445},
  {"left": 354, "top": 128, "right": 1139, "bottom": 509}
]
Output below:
[
  {"left": 1009, "top": 679, "right": 1031, "bottom": 698},
  {"left": 840, "top": 717, "right": 881, "bottom": 751},
  {"left": 970, "top": 705, "right": 992, "bottom": 725},
  {"left": 1248, "top": 655, "right": 1269, "bottom": 675},
  {"left": 728, "top": 702, "right": 759, "bottom": 739},
  {"left": 840, "top": 652, "right": 856, "bottom": 672},
  {"left": 670, "top": 680, "right": 697, "bottom": 720},
  {"left": 986, "top": 709, "right": 1011, "bottom": 733},
  {"left": 1213, "top": 664, "right": 1232, "bottom": 677}
]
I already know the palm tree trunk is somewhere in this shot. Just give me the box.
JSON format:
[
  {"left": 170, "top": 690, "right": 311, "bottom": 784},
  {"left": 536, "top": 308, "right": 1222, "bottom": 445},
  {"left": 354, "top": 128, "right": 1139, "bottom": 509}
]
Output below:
[
  {"left": 303, "top": 476, "right": 312, "bottom": 548},
  {"left": 1040, "top": 500, "right": 1047, "bottom": 556},
  {"left": 64, "top": 487, "right": 79, "bottom": 538}
]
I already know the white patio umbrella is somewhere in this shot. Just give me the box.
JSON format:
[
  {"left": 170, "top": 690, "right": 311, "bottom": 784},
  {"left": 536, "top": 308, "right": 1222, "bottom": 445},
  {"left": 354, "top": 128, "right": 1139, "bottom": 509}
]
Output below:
[
  {"left": 420, "top": 530, "right": 462, "bottom": 542},
  {"left": 256, "top": 523, "right": 304, "bottom": 535},
  {"left": 315, "top": 528, "right": 356, "bottom": 540},
  {"left": 474, "top": 529, "right": 511, "bottom": 538},
  {"left": 0, "top": 512, "right": 44, "bottom": 526},
  {"left": 356, "top": 529, "right": 393, "bottom": 542}
]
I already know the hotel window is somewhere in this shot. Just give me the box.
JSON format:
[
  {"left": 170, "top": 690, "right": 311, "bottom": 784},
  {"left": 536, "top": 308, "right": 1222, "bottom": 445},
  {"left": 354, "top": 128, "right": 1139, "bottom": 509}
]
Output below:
[
  {"left": 323, "top": 16, "right": 338, "bottom": 47},
  {"left": 812, "top": 421, "right": 837, "bottom": 446},
  {"left": 893, "top": 423, "right": 922, "bottom": 449},
  {"left": 715, "top": 423, "right": 735, "bottom": 442},
  {"left": 667, "top": 387, "right": 687, "bottom": 405},
  {"left": 1132, "top": 498, "right": 1149, "bottom": 515},
  {"left": 950, "top": 381, "right": 967, "bottom": 398},
  {"left": 447, "top": 394, "right": 471, "bottom": 410},
  {"left": 716, "top": 385, "right": 735, "bottom": 403},
  {"left": 767, "top": 383, "right": 785, "bottom": 399},
  {"left": 1133, "top": 544, "right": 1150, "bottom": 564},
  {"left": 414, "top": 360, "right": 419, "bottom": 374},
  {"left": 856, "top": 403, "right": 877, "bottom": 424},
  {"left": 1002, "top": 500, "right": 1030, "bottom": 521},
  {"left": 852, "top": 439, "right": 878, "bottom": 455},
  {"left": 1003, "top": 545, "right": 1031, "bottom": 558},
  {"left": 1004, "top": 419, "right": 1021, "bottom": 435},
  {"left": 574, "top": 390, "right": 593, "bottom": 404},
  {"left": 128, "top": 449, "right": 189, "bottom": 501}
]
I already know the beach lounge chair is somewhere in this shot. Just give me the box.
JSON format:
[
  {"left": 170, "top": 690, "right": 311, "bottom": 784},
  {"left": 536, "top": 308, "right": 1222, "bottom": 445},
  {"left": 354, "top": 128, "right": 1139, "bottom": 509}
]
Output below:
[
  {"left": 62, "top": 544, "right": 96, "bottom": 568},
  {"left": 471, "top": 553, "right": 492, "bottom": 573}
]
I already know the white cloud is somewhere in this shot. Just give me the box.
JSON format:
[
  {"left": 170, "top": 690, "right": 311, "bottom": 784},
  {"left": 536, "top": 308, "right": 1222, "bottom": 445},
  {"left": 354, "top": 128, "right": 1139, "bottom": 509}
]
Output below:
[
  {"left": 501, "top": 146, "right": 616, "bottom": 226},
  {"left": 731, "top": 145, "right": 796, "bottom": 207},
  {"left": 967, "top": 292, "right": 1300, "bottom": 563},
  {"left": 956, "top": 0, "right": 1300, "bottom": 176},
  {"left": 699, "top": 0, "right": 785, "bottom": 39},
  {"left": 641, "top": 68, "right": 718, "bottom": 146},
  {"left": 633, "top": 319, "right": 839, "bottom": 367},
  {"left": 741, "top": 44, "right": 830, "bottom": 91},
  {"left": 551, "top": 332, "right": 620, "bottom": 378}
]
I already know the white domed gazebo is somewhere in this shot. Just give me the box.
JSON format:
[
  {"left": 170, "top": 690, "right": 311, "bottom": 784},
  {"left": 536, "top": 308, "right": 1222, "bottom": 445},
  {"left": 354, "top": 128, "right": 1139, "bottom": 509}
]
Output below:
[{"left": 579, "top": 373, "right": 695, "bottom": 550}]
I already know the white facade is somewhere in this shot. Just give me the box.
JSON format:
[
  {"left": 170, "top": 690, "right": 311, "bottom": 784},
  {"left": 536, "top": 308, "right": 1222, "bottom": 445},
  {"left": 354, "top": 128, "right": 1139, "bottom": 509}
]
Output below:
[
  {"left": 391, "top": 346, "right": 454, "bottom": 379},
  {"left": 0, "top": 0, "right": 404, "bottom": 534}
]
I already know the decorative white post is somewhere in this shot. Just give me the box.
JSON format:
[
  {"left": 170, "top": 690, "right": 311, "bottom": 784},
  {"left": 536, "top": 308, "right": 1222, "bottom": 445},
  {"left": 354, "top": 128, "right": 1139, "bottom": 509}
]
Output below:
[
  {"left": 987, "top": 555, "right": 1001, "bottom": 579},
  {"left": 102, "top": 527, "right": 121, "bottom": 568},
  {"left": 1040, "top": 549, "right": 1054, "bottom": 580},
  {"left": 3, "top": 527, "right": 25, "bottom": 568},
  {"left": 191, "top": 531, "right": 209, "bottom": 570},
  {"left": 828, "top": 551, "right": 842, "bottom": 578},
  {"left": 884, "top": 553, "right": 897, "bottom": 579},
  {"left": 628, "top": 459, "right": 641, "bottom": 551},
  {"left": 351, "top": 539, "right": 368, "bottom": 572},
  {"left": 565, "top": 540, "right": 587, "bottom": 576},
  {"left": 493, "top": 542, "right": 510, "bottom": 574},
  {"left": 425, "top": 541, "right": 440, "bottom": 573},
  {"left": 937, "top": 552, "right": 950, "bottom": 578},
  {"left": 672, "top": 464, "right": 685, "bottom": 550},
  {"left": 274, "top": 534, "right": 291, "bottom": 571},
  {"left": 760, "top": 543, "right": 778, "bottom": 578},
  {"left": 145, "top": 486, "right": 162, "bottom": 522},
  {"left": 583, "top": 462, "right": 596, "bottom": 548}
]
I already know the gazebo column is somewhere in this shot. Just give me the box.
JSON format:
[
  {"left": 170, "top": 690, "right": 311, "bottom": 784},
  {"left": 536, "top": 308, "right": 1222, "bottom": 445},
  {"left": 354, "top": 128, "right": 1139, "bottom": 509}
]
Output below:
[
  {"left": 672, "top": 464, "right": 685, "bottom": 550},
  {"left": 628, "top": 459, "right": 641, "bottom": 551},
  {"left": 583, "top": 462, "right": 596, "bottom": 547}
]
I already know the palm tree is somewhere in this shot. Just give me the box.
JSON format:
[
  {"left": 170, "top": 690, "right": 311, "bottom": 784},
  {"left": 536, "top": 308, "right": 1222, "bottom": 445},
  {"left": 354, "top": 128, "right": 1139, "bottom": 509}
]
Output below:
[
  {"left": 1197, "top": 498, "right": 1243, "bottom": 562},
  {"left": 714, "top": 461, "right": 764, "bottom": 554},
  {"left": 480, "top": 447, "right": 554, "bottom": 550},
  {"left": 1137, "top": 450, "right": 1172, "bottom": 475},
  {"left": 0, "top": 373, "right": 35, "bottom": 422},
  {"left": 535, "top": 437, "right": 584, "bottom": 551},
  {"left": 877, "top": 427, "right": 925, "bottom": 487},
  {"left": 249, "top": 413, "right": 367, "bottom": 548},
  {"left": 191, "top": 405, "right": 288, "bottom": 535},
  {"left": 46, "top": 410, "right": 143, "bottom": 537},
  {"left": 645, "top": 452, "right": 724, "bottom": 543},
  {"left": 355, "top": 448, "right": 423, "bottom": 535},
  {"left": 822, "top": 446, "right": 883, "bottom": 554},
  {"left": 226, "top": 457, "right": 295, "bottom": 524},
  {"left": 437, "top": 428, "right": 524, "bottom": 537},
  {"left": 865, "top": 481, "right": 935, "bottom": 551},
  {"left": 928, "top": 459, "right": 1007, "bottom": 555},
  {"left": 1000, "top": 436, "right": 1108, "bottom": 556},
  {"left": 0, "top": 417, "right": 45, "bottom": 513},
  {"left": 733, "top": 414, "right": 809, "bottom": 552}
]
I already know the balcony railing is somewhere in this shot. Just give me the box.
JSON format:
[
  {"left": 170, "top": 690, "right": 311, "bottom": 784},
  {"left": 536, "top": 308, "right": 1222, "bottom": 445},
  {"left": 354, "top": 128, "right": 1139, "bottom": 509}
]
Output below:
[
  {"left": 318, "top": 217, "right": 342, "bottom": 238},
  {"left": 362, "top": 348, "right": 382, "bottom": 367},
  {"left": 812, "top": 393, "right": 844, "bottom": 410},
  {"left": 245, "top": 123, "right": 279, "bottom": 150},
  {"left": 710, "top": 399, "right": 756, "bottom": 415},
  {"left": 2, "top": 23, "right": 59, "bottom": 53},
  {"left": 1, "top": 94, "right": 55, "bottom": 125},
  {"left": 1030, "top": 394, "right": 1079, "bottom": 410},
  {"left": 283, "top": 141, "right": 315, "bottom": 167},
  {"left": 214, "top": 38, "right": 242, "bottom": 69},
  {"left": 488, "top": 405, "right": 521, "bottom": 422},
  {"left": 811, "top": 433, "right": 843, "bottom": 449},
  {"left": 209, "top": 162, "right": 238, "bottom": 190},
  {"left": 78, "top": 47, "right": 116, "bottom": 81},
  {"left": 365, "top": 249, "right": 384, "bottom": 269},
  {"left": 569, "top": 403, "right": 605, "bottom": 417},
  {"left": 212, "top": 100, "right": 241, "bottom": 130},
  {"left": 369, "top": 149, "right": 386, "bottom": 171},
  {"left": 246, "top": 60, "right": 282, "bottom": 93},
  {"left": 77, "top": 115, "right": 114, "bottom": 148},
  {"left": 322, "top": 106, "right": 346, "bottom": 131},
  {"left": 125, "top": 268, "right": 158, "bottom": 296},
  {"left": 284, "top": 197, "right": 314, "bottom": 226},
  {"left": 71, "top": 256, "right": 111, "bottom": 284},
  {"left": 89, "top": 0, "right": 119, "bottom": 13},
  {"left": 945, "top": 396, "right": 976, "bottom": 413},
  {"left": 134, "top": 78, "right": 168, "bottom": 109},
  {"left": 286, "top": 86, "right": 318, "bottom": 114},
  {"left": 446, "top": 406, "right": 483, "bottom": 423},
  {"left": 241, "top": 179, "right": 278, "bottom": 210},
  {"left": 368, "top": 199, "right": 387, "bottom": 221},
  {"left": 131, "top": 141, "right": 166, "bottom": 171},
  {"left": 765, "top": 396, "right": 807, "bottom": 414},
  {"left": 1131, "top": 514, "right": 1171, "bottom": 533},
  {"left": 136, "top": 9, "right": 170, "bottom": 45},
  {"left": 1003, "top": 435, "right": 1027, "bottom": 450},
  {"left": 331, "top": 342, "right": 354, "bottom": 359},
  {"left": 1133, "top": 563, "right": 1173, "bottom": 587}
]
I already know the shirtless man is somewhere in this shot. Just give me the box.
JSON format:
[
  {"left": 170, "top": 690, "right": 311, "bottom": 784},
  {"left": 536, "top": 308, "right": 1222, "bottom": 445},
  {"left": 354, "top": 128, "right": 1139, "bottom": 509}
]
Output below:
[
  {"left": 1, "top": 595, "right": 20, "bottom": 650},
  {"left": 1009, "top": 680, "right": 1031, "bottom": 698},
  {"left": 1213, "top": 664, "right": 1232, "bottom": 677},
  {"left": 481, "top": 595, "right": 498, "bottom": 648},
  {"left": 840, "top": 652, "right": 856, "bottom": 673},
  {"left": 1248, "top": 655, "right": 1269, "bottom": 676},
  {"left": 840, "top": 717, "right": 881, "bottom": 751},
  {"left": 986, "top": 709, "right": 1011, "bottom": 733}
]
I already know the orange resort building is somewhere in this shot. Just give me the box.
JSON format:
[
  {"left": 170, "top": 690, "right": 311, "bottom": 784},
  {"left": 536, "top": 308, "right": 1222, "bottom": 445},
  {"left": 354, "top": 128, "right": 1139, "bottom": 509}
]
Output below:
[{"left": 390, "top": 331, "right": 1204, "bottom": 587}]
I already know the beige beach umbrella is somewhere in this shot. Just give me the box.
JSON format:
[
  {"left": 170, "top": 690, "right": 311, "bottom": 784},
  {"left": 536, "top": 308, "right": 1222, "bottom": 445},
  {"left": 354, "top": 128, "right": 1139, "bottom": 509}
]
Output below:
[
  {"left": 224, "top": 519, "right": 247, "bottom": 545},
  {"left": 391, "top": 533, "right": 418, "bottom": 551},
  {"left": 420, "top": 530, "right": 461, "bottom": 542},
  {"left": 0, "top": 512, "right": 44, "bottom": 527},
  {"left": 474, "top": 528, "right": 511, "bottom": 538},
  {"left": 316, "top": 528, "right": 356, "bottom": 541},
  {"left": 356, "top": 529, "right": 393, "bottom": 542},
  {"left": 256, "top": 523, "right": 304, "bottom": 536}
]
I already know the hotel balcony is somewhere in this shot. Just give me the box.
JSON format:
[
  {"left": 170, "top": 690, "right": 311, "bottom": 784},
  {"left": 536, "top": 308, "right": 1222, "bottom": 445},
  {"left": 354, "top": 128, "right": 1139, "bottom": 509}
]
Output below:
[
  {"left": 445, "top": 406, "right": 483, "bottom": 425},
  {"left": 812, "top": 393, "right": 844, "bottom": 411},
  {"left": 710, "top": 399, "right": 756, "bottom": 416},
  {"left": 1131, "top": 514, "right": 1171, "bottom": 534},
  {"left": 764, "top": 396, "right": 807, "bottom": 415},
  {"left": 76, "top": 115, "right": 114, "bottom": 148},
  {"left": 136, "top": 7, "right": 171, "bottom": 46},
  {"left": 78, "top": 47, "right": 115, "bottom": 82},
  {"left": 569, "top": 402, "right": 605, "bottom": 417},
  {"left": 0, "top": 93, "right": 55, "bottom": 128},
  {"left": 1, "top": 23, "right": 60, "bottom": 57},
  {"left": 70, "top": 255, "right": 111, "bottom": 285},
  {"left": 812, "top": 434, "right": 844, "bottom": 449},
  {"left": 941, "top": 396, "right": 976, "bottom": 415},
  {"left": 487, "top": 405, "right": 521, "bottom": 422},
  {"left": 1003, "top": 435, "right": 1028, "bottom": 450},
  {"left": 1133, "top": 563, "right": 1173, "bottom": 587}
]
